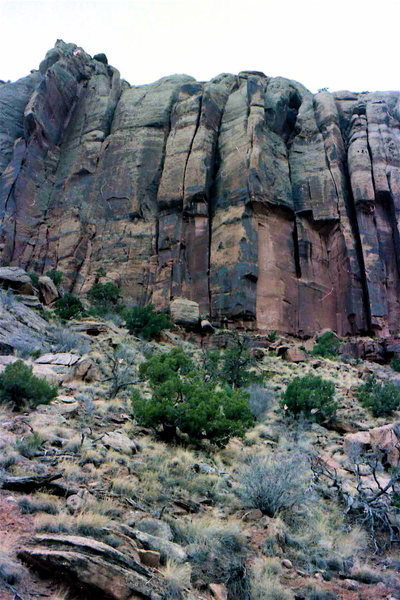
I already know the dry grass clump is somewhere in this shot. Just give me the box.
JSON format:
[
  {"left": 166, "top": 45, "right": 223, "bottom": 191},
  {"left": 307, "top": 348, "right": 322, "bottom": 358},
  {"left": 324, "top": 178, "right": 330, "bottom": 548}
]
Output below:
[
  {"left": 169, "top": 515, "right": 245, "bottom": 552},
  {"left": 0, "top": 535, "right": 25, "bottom": 587},
  {"left": 18, "top": 493, "right": 61, "bottom": 515},
  {"left": 51, "top": 586, "right": 72, "bottom": 600},
  {"left": 35, "top": 510, "right": 110, "bottom": 538},
  {"left": 252, "top": 581, "right": 294, "bottom": 600},
  {"left": 132, "top": 443, "right": 234, "bottom": 506},
  {"left": 278, "top": 501, "right": 359, "bottom": 575},
  {"left": 0, "top": 447, "right": 19, "bottom": 471},
  {"left": 162, "top": 560, "right": 191, "bottom": 599},
  {"left": 111, "top": 477, "right": 137, "bottom": 497},
  {"left": 79, "top": 447, "right": 105, "bottom": 467},
  {"left": 57, "top": 459, "right": 89, "bottom": 484}
]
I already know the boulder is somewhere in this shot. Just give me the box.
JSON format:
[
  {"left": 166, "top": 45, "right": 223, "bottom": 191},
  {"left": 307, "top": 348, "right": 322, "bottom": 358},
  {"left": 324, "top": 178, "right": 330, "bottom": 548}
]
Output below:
[
  {"left": 103, "top": 430, "right": 137, "bottom": 455},
  {"left": 70, "top": 321, "right": 111, "bottom": 336},
  {"left": 133, "top": 530, "right": 187, "bottom": 564},
  {"left": 201, "top": 319, "right": 215, "bottom": 333},
  {"left": 137, "top": 549, "right": 160, "bottom": 568},
  {"left": 170, "top": 298, "right": 200, "bottom": 328},
  {"left": 0, "top": 267, "right": 34, "bottom": 295},
  {"left": 344, "top": 431, "right": 371, "bottom": 459},
  {"left": 344, "top": 423, "right": 400, "bottom": 467},
  {"left": 18, "top": 534, "right": 165, "bottom": 600},
  {"left": 38, "top": 275, "right": 59, "bottom": 305},
  {"left": 369, "top": 423, "right": 400, "bottom": 467},
  {"left": 283, "top": 347, "right": 308, "bottom": 362},
  {"left": 35, "top": 353, "right": 80, "bottom": 366},
  {"left": 0, "top": 297, "right": 49, "bottom": 354},
  {"left": 136, "top": 518, "right": 173, "bottom": 541},
  {"left": 242, "top": 509, "right": 263, "bottom": 522},
  {"left": 72, "top": 356, "right": 98, "bottom": 382}
]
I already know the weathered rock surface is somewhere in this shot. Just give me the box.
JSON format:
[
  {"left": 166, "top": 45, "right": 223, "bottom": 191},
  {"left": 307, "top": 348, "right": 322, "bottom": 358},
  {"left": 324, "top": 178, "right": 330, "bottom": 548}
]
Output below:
[
  {"left": 18, "top": 533, "right": 166, "bottom": 600},
  {"left": 102, "top": 430, "right": 137, "bottom": 455},
  {"left": 38, "top": 275, "right": 58, "bottom": 304},
  {"left": 0, "top": 295, "right": 50, "bottom": 353},
  {"left": 0, "top": 267, "right": 34, "bottom": 294},
  {"left": 2, "top": 40, "right": 400, "bottom": 337},
  {"left": 170, "top": 297, "right": 200, "bottom": 327},
  {"left": 344, "top": 423, "right": 400, "bottom": 467}
]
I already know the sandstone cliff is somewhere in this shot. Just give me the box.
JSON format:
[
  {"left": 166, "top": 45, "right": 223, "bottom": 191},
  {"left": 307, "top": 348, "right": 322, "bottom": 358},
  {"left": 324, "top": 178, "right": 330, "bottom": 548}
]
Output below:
[{"left": 1, "top": 40, "right": 400, "bottom": 337}]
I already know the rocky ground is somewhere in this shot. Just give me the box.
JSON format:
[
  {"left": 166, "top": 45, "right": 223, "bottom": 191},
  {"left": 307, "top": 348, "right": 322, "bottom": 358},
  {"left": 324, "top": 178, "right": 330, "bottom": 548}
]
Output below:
[{"left": 0, "top": 279, "right": 400, "bottom": 599}]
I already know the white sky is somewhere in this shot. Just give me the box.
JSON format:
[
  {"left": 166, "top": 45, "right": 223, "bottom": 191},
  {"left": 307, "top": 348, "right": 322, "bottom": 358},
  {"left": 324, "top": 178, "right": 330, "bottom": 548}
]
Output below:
[{"left": 1, "top": 0, "right": 399, "bottom": 93}]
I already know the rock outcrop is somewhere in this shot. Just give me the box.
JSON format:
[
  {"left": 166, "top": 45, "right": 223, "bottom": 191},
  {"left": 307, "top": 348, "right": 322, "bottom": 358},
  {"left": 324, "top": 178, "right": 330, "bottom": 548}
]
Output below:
[
  {"left": 2, "top": 40, "right": 400, "bottom": 337},
  {"left": 18, "top": 533, "right": 166, "bottom": 600}
]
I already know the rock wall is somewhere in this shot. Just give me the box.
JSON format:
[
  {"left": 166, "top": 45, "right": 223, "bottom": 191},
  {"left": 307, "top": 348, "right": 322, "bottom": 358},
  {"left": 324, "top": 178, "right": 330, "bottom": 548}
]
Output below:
[{"left": 1, "top": 40, "right": 400, "bottom": 337}]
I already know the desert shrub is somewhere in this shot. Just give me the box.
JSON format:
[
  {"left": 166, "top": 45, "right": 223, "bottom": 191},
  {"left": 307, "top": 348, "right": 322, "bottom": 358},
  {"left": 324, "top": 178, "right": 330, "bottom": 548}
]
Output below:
[
  {"left": 162, "top": 561, "right": 191, "bottom": 600},
  {"left": 391, "top": 358, "right": 400, "bottom": 372},
  {"left": 46, "top": 269, "right": 63, "bottom": 286},
  {"left": 104, "top": 345, "right": 138, "bottom": 397},
  {"left": 302, "top": 587, "right": 338, "bottom": 600},
  {"left": 0, "top": 360, "right": 58, "bottom": 410},
  {"left": 50, "top": 326, "right": 90, "bottom": 354},
  {"left": 237, "top": 452, "right": 311, "bottom": 517},
  {"left": 171, "top": 517, "right": 250, "bottom": 599},
  {"left": 18, "top": 494, "right": 59, "bottom": 515},
  {"left": 310, "top": 330, "right": 341, "bottom": 358},
  {"left": 124, "top": 304, "right": 172, "bottom": 339},
  {"left": 16, "top": 431, "right": 45, "bottom": 457},
  {"left": 54, "top": 293, "right": 84, "bottom": 320},
  {"left": 280, "top": 375, "right": 337, "bottom": 423},
  {"left": 133, "top": 348, "right": 253, "bottom": 447},
  {"left": 0, "top": 552, "right": 21, "bottom": 585},
  {"left": 252, "top": 578, "right": 293, "bottom": 600},
  {"left": 350, "top": 567, "right": 383, "bottom": 584},
  {"left": 9, "top": 336, "right": 43, "bottom": 358},
  {"left": 354, "top": 376, "right": 400, "bottom": 417},
  {"left": 244, "top": 384, "right": 275, "bottom": 420},
  {"left": 204, "top": 334, "right": 257, "bottom": 389},
  {"left": 28, "top": 272, "right": 39, "bottom": 288},
  {"left": 87, "top": 281, "right": 121, "bottom": 311},
  {"left": 391, "top": 357, "right": 400, "bottom": 372},
  {"left": 0, "top": 289, "right": 15, "bottom": 308}
]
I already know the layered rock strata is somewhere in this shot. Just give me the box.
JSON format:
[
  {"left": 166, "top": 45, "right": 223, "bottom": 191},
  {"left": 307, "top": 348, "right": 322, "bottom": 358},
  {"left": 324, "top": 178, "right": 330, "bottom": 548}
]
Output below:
[{"left": 1, "top": 40, "right": 400, "bottom": 337}]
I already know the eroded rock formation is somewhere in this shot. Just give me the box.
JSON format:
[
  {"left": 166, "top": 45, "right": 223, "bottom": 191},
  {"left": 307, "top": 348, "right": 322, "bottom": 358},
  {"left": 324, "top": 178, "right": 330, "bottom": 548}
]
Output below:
[{"left": 1, "top": 40, "right": 400, "bottom": 337}]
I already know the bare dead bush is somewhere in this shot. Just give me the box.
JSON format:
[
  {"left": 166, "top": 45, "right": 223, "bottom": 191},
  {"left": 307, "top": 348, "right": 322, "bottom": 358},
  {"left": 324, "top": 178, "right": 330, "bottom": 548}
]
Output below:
[{"left": 237, "top": 451, "right": 312, "bottom": 517}]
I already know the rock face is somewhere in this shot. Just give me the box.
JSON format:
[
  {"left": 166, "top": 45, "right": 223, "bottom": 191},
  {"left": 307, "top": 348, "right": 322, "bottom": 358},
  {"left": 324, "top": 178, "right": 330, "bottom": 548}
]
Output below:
[
  {"left": 2, "top": 40, "right": 400, "bottom": 337},
  {"left": 18, "top": 533, "right": 166, "bottom": 600}
]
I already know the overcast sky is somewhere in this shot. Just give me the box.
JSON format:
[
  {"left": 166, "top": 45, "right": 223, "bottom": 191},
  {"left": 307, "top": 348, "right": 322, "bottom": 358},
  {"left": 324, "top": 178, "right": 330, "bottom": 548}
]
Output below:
[{"left": 1, "top": 0, "right": 399, "bottom": 93}]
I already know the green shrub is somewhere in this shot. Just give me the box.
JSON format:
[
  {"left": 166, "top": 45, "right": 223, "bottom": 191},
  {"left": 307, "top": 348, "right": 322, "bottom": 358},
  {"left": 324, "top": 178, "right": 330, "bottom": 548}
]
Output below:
[
  {"left": 46, "top": 269, "right": 63, "bottom": 286},
  {"left": 28, "top": 272, "right": 39, "bottom": 288},
  {"left": 391, "top": 358, "right": 400, "bottom": 372},
  {"left": 124, "top": 304, "right": 172, "bottom": 340},
  {"left": 54, "top": 293, "right": 84, "bottom": 320},
  {"left": 16, "top": 431, "right": 44, "bottom": 457},
  {"left": 280, "top": 375, "right": 337, "bottom": 423},
  {"left": 132, "top": 348, "right": 253, "bottom": 447},
  {"left": 204, "top": 334, "right": 257, "bottom": 389},
  {"left": 311, "top": 331, "right": 341, "bottom": 358},
  {"left": 0, "top": 360, "right": 58, "bottom": 410},
  {"left": 87, "top": 282, "right": 121, "bottom": 310},
  {"left": 354, "top": 376, "right": 400, "bottom": 417}
]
